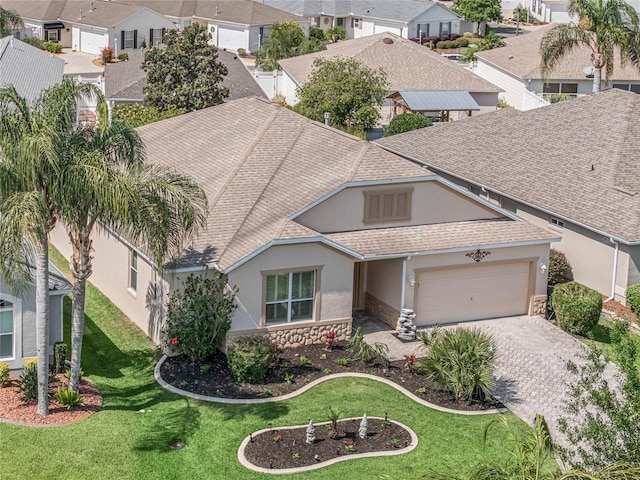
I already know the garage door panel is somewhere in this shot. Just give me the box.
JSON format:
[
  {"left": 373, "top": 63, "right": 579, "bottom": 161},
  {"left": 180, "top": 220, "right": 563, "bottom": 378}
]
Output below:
[
  {"left": 373, "top": 22, "right": 401, "bottom": 35},
  {"left": 218, "top": 26, "right": 244, "bottom": 51},
  {"left": 80, "top": 29, "right": 104, "bottom": 55},
  {"left": 415, "top": 262, "right": 529, "bottom": 325}
]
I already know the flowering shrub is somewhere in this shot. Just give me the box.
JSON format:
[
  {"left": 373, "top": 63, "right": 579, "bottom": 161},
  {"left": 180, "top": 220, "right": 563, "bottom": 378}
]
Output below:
[
  {"left": 345, "top": 440, "right": 356, "bottom": 452},
  {"left": 100, "top": 46, "right": 114, "bottom": 64},
  {"left": 324, "top": 330, "right": 337, "bottom": 350},
  {"left": 273, "top": 433, "right": 282, "bottom": 442},
  {"left": 164, "top": 272, "right": 238, "bottom": 361},
  {"left": 403, "top": 353, "right": 417, "bottom": 374}
]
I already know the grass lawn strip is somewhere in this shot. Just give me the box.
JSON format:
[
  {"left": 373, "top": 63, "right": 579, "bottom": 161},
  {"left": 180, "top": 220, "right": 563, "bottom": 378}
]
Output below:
[{"left": 0, "top": 246, "right": 549, "bottom": 480}]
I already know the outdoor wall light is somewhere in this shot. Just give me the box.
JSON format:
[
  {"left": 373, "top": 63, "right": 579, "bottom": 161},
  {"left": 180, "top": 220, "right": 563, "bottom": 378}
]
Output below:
[
  {"left": 539, "top": 262, "right": 548, "bottom": 275},
  {"left": 407, "top": 274, "right": 416, "bottom": 287}
]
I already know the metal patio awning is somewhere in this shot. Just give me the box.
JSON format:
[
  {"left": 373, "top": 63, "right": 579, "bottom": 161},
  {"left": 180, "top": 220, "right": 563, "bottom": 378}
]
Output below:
[
  {"left": 388, "top": 90, "right": 480, "bottom": 112},
  {"left": 44, "top": 23, "right": 65, "bottom": 30}
]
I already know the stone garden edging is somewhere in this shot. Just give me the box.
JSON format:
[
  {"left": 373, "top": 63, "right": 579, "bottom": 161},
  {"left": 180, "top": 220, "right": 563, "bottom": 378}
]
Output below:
[
  {"left": 237, "top": 417, "right": 419, "bottom": 475},
  {"left": 154, "top": 355, "right": 505, "bottom": 415}
]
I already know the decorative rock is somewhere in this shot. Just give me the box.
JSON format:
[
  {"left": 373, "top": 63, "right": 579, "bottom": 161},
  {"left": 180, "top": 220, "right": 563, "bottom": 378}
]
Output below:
[
  {"left": 306, "top": 419, "right": 316, "bottom": 444},
  {"left": 358, "top": 414, "right": 368, "bottom": 439},
  {"left": 397, "top": 309, "right": 417, "bottom": 341}
]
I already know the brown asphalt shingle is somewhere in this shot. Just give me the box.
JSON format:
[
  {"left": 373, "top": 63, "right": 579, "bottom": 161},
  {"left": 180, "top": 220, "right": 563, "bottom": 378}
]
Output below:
[{"left": 376, "top": 88, "right": 640, "bottom": 243}]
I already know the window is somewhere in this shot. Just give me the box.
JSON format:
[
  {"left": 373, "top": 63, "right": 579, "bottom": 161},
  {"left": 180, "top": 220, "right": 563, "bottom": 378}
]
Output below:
[
  {"left": 337, "top": 18, "right": 344, "bottom": 27},
  {"left": 543, "top": 83, "right": 578, "bottom": 94},
  {"left": 439, "top": 22, "right": 451, "bottom": 36},
  {"left": 121, "top": 29, "right": 137, "bottom": 49},
  {"left": 550, "top": 217, "right": 564, "bottom": 229},
  {"left": 0, "top": 300, "right": 13, "bottom": 359},
  {"left": 45, "top": 29, "right": 59, "bottom": 42},
  {"left": 265, "top": 270, "right": 315, "bottom": 324},
  {"left": 129, "top": 250, "right": 138, "bottom": 293},
  {"left": 149, "top": 28, "right": 163, "bottom": 47},
  {"left": 363, "top": 188, "right": 412, "bottom": 223},
  {"left": 417, "top": 23, "right": 429, "bottom": 38}
]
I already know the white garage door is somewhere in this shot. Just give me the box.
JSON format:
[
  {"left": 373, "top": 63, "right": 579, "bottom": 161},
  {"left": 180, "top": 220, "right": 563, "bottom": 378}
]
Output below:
[
  {"left": 373, "top": 22, "right": 402, "bottom": 36},
  {"left": 414, "top": 262, "right": 530, "bottom": 326},
  {"left": 79, "top": 28, "right": 104, "bottom": 56},
  {"left": 218, "top": 25, "right": 245, "bottom": 51}
]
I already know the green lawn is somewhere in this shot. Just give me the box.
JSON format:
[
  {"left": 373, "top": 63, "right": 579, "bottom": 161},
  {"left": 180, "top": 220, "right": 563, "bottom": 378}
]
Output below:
[
  {"left": 587, "top": 318, "right": 640, "bottom": 370},
  {"left": 0, "top": 247, "right": 537, "bottom": 480}
]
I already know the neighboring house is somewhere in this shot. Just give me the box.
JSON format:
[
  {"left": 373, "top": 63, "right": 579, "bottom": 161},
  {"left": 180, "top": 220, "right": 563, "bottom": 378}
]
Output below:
[
  {"left": 376, "top": 88, "right": 640, "bottom": 304},
  {"left": 272, "top": 33, "right": 501, "bottom": 123},
  {"left": 105, "top": 49, "right": 265, "bottom": 107},
  {"left": 1, "top": 0, "right": 175, "bottom": 56},
  {"left": 474, "top": 25, "right": 640, "bottom": 110},
  {"left": 0, "top": 263, "right": 71, "bottom": 371},
  {"left": 51, "top": 97, "right": 556, "bottom": 348},
  {"left": 262, "top": 0, "right": 472, "bottom": 40},
  {"left": 123, "top": 0, "right": 310, "bottom": 52},
  {"left": 0, "top": 36, "right": 64, "bottom": 103},
  {"left": 525, "top": 0, "right": 575, "bottom": 23}
]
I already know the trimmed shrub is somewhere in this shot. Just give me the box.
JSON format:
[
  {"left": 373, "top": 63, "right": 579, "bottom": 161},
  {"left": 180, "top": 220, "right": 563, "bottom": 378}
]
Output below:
[
  {"left": 384, "top": 113, "right": 432, "bottom": 137},
  {"left": 625, "top": 284, "right": 640, "bottom": 314},
  {"left": 450, "top": 33, "right": 461, "bottom": 41},
  {"left": 44, "top": 42, "right": 62, "bottom": 53},
  {"left": 54, "top": 387, "right": 84, "bottom": 409},
  {"left": 237, "top": 48, "right": 246, "bottom": 57},
  {"left": 17, "top": 363, "right": 38, "bottom": 400},
  {"left": 453, "top": 38, "right": 469, "bottom": 47},
  {"left": 24, "top": 37, "right": 46, "bottom": 49},
  {"left": 548, "top": 248, "right": 572, "bottom": 286},
  {"left": 54, "top": 342, "right": 67, "bottom": 374},
  {"left": 439, "top": 35, "right": 450, "bottom": 41},
  {"left": 227, "top": 335, "right": 275, "bottom": 384},
  {"left": 418, "top": 326, "right": 498, "bottom": 401},
  {"left": 164, "top": 272, "right": 238, "bottom": 362},
  {"left": 0, "top": 361, "right": 9, "bottom": 387},
  {"left": 117, "top": 52, "right": 129, "bottom": 61},
  {"left": 463, "top": 32, "right": 475, "bottom": 38},
  {"left": 436, "top": 40, "right": 454, "bottom": 49},
  {"left": 309, "top": 26, "right": 325, "bottom": 41},
  {"left": 112, "top": 103, "right": 185, "bottom": 128},
  {"left": 24, "top": 357, "right": 37, "bottom": 369},
  {"left": 552, "top": 282, "right": 602, "bottom": 336},
  {"left": 100, "top": 46, "right": 114, "bottom": 64}
]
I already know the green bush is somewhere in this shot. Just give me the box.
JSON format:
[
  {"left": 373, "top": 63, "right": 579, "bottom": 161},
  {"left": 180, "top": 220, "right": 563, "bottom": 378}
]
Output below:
[
  {"left": 552, "top": 282, "right": 602, "bottom": 336},
  {"left": 54, "top": 387, "right": 84, "bottom": 409},
  {"left": 54, "top": 342, "right": 67, "bottom": 374},
  {"left": 418, "top": 326, "right": 498, "bottom": 401},
  {"left": 112, "top": 103, "right": 185, "bottom": 128},
  {"left": 453, "top": 38, "right": 469, "bottom": 47},
  {"left": 44, "top": 42, "right": 62, "bottom": 53},
  {"left": 309, "top": 26, "right": 325, "bottom": 41},
  {"left": 548, "top": 248, "right": 572, "bottom": 286},
  {"left": 24, "top": 37, "right": 46, "bottom": 49},
  {"left": 0, "top": 361, "right": 9, "bottom": 387},
  {"left": 384, "top": 113, "right": 432, "bottom": 137},
  {"left": 436, "top": 40, "right": 454, "bottom": 49},
  {"left": 17, "top": 364, "right": 38, "bottom": 401},
  {"left": 625, "top": 284, "right": 640, "bottom": 314},
  {"left": 325, "top": 26, "right": 346, "bottom": 42},
  {"left": 164, "top": 272, "right": 238, "bottom": 362},
  {"left": 117, "top": 52, "right": 129, "bottom": 61},
  {"left": 226, "top": 335, "right": 275, "bottom": 384},
  {"left": 237, "top": 48, "right": 246, "bottom": 57}
]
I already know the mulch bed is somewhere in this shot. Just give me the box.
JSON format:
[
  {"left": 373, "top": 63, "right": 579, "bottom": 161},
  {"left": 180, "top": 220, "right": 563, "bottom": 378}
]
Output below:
[
  {"left": 244, "top": 418, "right": 412, "bottom": 470},
  {"left": 160, "top": 343, "right": 502, "bottom": 412},
  {"left": 0, "top": 374, "right": 102, "bottom": 426}
]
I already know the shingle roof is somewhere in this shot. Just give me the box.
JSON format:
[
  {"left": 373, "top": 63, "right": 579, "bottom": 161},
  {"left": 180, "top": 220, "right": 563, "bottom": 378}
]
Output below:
[
  {"left": 105, "top": 49, "right": 265, "bottom": 101},
  {"left": 48, "top": 262, "right": 72, "bottom": 293},
  {"left": 326, "top": 219, "right": 556, "bottom": 257},
  {"left": 376, "top": 88, "right": 640, "bottom": 243},
  {"left": 136, "top": 97, "right": 435, "bottom": 270},
  {"left": 0, "top": 37, "right": 64, "bottom": 104},
  {"left": 476, "top": 24, "right": 640, "bottom": 81},
  {"left": 279, "top": 33, "right": 501, "bottom": 93},
  {"left": 263, "top": 0, "right": 449, "bottom": 23}
]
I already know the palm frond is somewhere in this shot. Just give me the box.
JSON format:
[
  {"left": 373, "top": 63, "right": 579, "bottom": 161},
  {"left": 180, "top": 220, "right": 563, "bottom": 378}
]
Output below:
[{"left": 540, "top": 25, "right": 592, "bottom": 82}]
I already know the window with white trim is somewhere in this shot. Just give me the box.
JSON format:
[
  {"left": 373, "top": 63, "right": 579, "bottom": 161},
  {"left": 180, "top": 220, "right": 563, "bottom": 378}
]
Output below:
[
  {"left": 0, "top": 300, "right": 14, "bottom": 359},
  {"left": 124, "top": 30, "right": 135, "bottom": 49},
  {"left": 363, "top": 188, "right": 412, "bottom": 223},
  {"left": 265, "top": 271, "right": 315, "bottom": 324},
  {"left": 439, "top": 22, "right": 451, "bottom": 36},
  {"left": 550, "top": 217, "right": 564, "bottom": 229},
  {"left": 129, "top": 250, "right": 138, "bottom": 293}
]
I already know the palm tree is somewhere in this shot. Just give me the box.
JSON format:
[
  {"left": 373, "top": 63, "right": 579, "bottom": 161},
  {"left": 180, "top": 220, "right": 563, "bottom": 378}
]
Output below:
[
  {"left": 57, "top": 101, "right": 208, "bottom": 392},
  {"left": 540, "top": 0, "right": 640, "bottom": 93},
  {"left": 0, "top": 7, "right": 22, "bottom": 37},
  {"left": 0, "top": 80, "right": 98, "bottom": 416}
]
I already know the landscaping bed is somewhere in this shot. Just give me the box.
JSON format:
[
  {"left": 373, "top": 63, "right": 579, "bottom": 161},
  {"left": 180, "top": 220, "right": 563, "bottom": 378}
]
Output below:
[
  {"left": 160, "top": 342, "right": 502, "bottom": 411},
  {"left": 243, "top": 417, "right": 413, "bottom": 470}
]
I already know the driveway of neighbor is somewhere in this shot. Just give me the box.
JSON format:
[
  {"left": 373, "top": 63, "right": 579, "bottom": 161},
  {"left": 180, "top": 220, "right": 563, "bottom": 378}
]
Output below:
[{"left": 360, "top": 314, "right": 612, "bottom": 447}]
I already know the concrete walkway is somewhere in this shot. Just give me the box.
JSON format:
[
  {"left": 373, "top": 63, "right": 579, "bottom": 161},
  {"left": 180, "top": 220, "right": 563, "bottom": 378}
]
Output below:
[{"left": 358, "top": 313, "right": 614, "bottom": 447}]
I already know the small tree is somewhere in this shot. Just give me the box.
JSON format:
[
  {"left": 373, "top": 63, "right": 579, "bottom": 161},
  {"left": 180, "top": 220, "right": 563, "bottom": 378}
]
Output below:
[
  {"left": 453, "top": 0, "right": 503, "bottom": 36},
  {"left": 548, "top": 248, "right": 572, "bottom": 286},
  {"left": 164, "top": 272, "right": 238, "bottom": 361},
  {"left": 384, "top": 113, "right": 432, "bottom": 137},
  {"left": 294, "top": 57, "right": 388, "bottom": 133},
  {"left": 325, "top": 26, "right": 346, "bottom": 42},
  {"left": 255, "top": 21, "right": 325, "bottom": 71},
  {"left": 142, "top": 23, "right": 229, "bottom": 113},
  {"left": 0, "top": 7, "right": 23, "bottom": 37}
]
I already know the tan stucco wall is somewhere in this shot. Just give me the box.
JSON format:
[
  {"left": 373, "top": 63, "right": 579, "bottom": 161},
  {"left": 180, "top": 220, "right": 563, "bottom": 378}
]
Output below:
[
  {"left": 296, "top": 180, "right": 501, "bottom": 234},
  {"left": 365, "top": 258, "right": 403, "bottom": 312},
  {"left": 227, "top": 243, "right": 354, "bottom": 332}
]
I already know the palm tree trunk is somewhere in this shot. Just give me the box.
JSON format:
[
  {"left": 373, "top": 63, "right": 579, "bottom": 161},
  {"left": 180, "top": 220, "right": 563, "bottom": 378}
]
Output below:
[
  {"left": 69, "top": 230, "right": 92, "bottom": 392},
  {"left": 35, "top": 238, "right": 50, "bottom": 416},
  {"left": 593, "top": 67, "right": 602, "bottom": 92}
]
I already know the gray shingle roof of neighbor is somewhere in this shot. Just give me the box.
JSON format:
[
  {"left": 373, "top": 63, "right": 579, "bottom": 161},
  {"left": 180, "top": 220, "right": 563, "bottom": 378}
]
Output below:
[
  {"left": 105, "top": 48, "right": 265, "bottom": 101},
  {"left": 376, "top": 88, "right": 640, "bottom": 243},
  {"left": 476, "top": 24, "right": 640, "bottom": 81},
  {"left": 136, "top": 96, "right": 554, "bottom": 272},
  {"left": 391, "top": 90, "right": 480, "bottom": 111},
  {"left": 263, "top": 0, "right": 452, "bottom": 22},
  {"left": 0, "top": 36, "right": 64, "bottom": 104},
  {"left": 279, "top": 33, "right": 502, "bottom": 93},
  {"left": 48, "top": 262, "right": 72, "bottom": 293}
]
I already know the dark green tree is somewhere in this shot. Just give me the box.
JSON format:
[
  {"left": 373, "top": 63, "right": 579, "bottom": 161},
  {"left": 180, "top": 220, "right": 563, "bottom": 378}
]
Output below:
[
  {"left": 142, "top": 23, "right": 229, "bottom": 113},
  {"left": 0, "top": 7, "right": 22, "bottom": 37},
  {"left": 384, "top": 113, "right": 432, "bottom": 137},
  {"left": 294, "top": 57, "right": 388, "bottom": 133},
  {"left": 453, "top": 0, "right": 503, "bottom": 35},
  {"left": 255, "top": 21, "right": 325, "bottom": 71}
]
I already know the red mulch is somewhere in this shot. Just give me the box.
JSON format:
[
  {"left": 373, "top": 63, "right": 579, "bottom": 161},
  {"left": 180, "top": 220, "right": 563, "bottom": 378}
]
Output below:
[
  {"left": 0, "top": 375, "right": 102, "bottom": 426},
  {"left": 603, "top": 297, "right": 638, "bottom": 324}
]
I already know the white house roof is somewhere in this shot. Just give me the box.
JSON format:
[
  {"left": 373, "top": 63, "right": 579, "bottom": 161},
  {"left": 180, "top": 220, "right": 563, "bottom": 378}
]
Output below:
[
  {"left": 476, "top": 24, "right": 640, "bottom": 81},
  {"left": 376, "top": 88, "right": 640, "bottom": 244},
  {"left": 390, "top": 90, "right": 480, "bottom": 111},
  {"left": 279, "top": 33, "right": 502, "bottom": 93},
  {"left": 0, "top": 36, "right": 64, "bottom": 104}
]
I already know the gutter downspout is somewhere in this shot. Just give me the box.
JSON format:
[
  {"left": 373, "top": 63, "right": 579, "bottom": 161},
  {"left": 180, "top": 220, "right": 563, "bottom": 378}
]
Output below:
[
  {"left": 400, "top": 256, "right": 410, "bottom": 309},
  {"left": 605, "top": 238, "right": 619, "bottom": 302}
]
